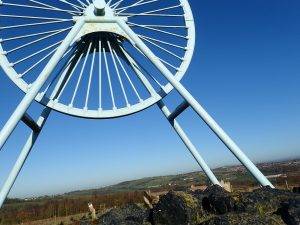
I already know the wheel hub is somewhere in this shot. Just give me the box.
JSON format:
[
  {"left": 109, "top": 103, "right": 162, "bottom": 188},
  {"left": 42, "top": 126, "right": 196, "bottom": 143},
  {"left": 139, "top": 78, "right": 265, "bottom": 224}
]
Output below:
[
  {"left": 94, "top": 0, "right": 106, "bottom": 16},
  {"left": 73, "top": 1, "right": 129, "bottom": 42}
]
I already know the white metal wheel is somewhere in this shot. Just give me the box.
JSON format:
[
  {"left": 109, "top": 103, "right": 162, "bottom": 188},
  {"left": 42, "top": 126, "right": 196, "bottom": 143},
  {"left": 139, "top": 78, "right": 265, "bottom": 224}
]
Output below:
[{"left": 0, "top": 0, "right": 195, "bottom": 119}]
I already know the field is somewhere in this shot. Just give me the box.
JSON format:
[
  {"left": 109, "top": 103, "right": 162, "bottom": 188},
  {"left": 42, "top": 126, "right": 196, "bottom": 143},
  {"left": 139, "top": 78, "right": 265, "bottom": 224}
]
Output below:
[{"left": 0, "top": 159, "right": 299, "bottom": 225}]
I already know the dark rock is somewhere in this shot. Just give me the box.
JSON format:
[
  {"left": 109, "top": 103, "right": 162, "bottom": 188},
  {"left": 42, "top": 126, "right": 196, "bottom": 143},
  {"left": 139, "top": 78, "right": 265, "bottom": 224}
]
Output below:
[
  {"left": 200, "top": 216, "right": 230, "bottom": 225},
  {"left": 152, "top": 190, "right": 202, "bottom": 225},
  {"left": 276, "top": 198, "right": 300, "bottom": 225},
  {"left": 293, "top": 187, "right": 300, "bottom": 194},
  {"left": 202, "top": 185, "right": 227, "bottom": 196},
  {"left": 80, "top": 187, "right": 300, "bottom": 225},
  {"left": 192, "top": 190, "right": 205, "bottom": 201},
  {"left": 116, "top": 222, "right": 151, "bottom": 225},
  {"left": 98, "top": 203, "right": 147, "bottom": 225},
  {"left": 200, "top": 185, "right": 236, "bottom": 215},
  {"left": 98, "top": 209, "right": 123, "bottom": 225},
  {"left": 142, "top": 222, "right": 152, "bottom": 225},
  {"left": 237, "top": 186, "right": 296, "bottom": 214},
  {"left": 80, "top": 215, "right": 91, "bottom": 225},
  {"left": 199, "top": 213, "right": 285, "bottom": 225},
  {"left": 80, "top": 222, "right": 91, "bottom": 225},
  {"left": 118, "top": 221, "right": 141, "bottom": 225}
]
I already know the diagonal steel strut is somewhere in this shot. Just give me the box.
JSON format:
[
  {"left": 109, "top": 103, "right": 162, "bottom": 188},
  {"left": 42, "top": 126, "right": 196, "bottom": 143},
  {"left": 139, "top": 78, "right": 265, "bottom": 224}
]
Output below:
[
  {"left": 116, "top": 18, "right": 274, "bottom": 188},
  {"left": 122, "top": 45, "right": 220, "bottom": 186},
  {"left": 0, "top": 18, "right": 85, "bottom": 151},
  {"left": 0, "top": 18, "right": 85, "bottom": 208}
]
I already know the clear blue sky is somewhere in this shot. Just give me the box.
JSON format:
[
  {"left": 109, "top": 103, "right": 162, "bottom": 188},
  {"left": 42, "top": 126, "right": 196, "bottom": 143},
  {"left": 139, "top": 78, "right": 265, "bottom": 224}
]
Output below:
[{"left": 0, "top": 0, "right": 299, "bottom": 198}]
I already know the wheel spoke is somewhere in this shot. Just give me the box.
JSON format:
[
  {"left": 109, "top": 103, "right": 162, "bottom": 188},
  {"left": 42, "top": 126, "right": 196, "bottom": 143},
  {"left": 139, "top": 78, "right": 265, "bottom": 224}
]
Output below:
[
  {"left": 119, "top": 45, "right": 158, "bottom": 97},
  {"left": 116, "top": 4, "right": 182, "bottom": 17},
  {"left": 103, "top": 40, "right": 116, "bottom": 109},
  {"left": 75, "top": 0, "right": 88, "bottom": 7},
  {"left": 29, "top": 0, "right": 62, "bottom": 10},
  {"left": 59, "top": 0, "right": 84, "bottom": 11},
  {"left": 137, "top": 34, "right": 186, "bottom": 50},
  {"left": 111, "top": 0, "right": 125, "bottom": 9},
  {"left": 6, "top": 27, "right": 70, "bottom": 54},
  {"left": 108, "top": 40, "right": 129, "bottom": 106},
  {"left": 0, "top": 20, "right": 72, "bottom": 30},
  {"left": 119, "top": 13, "right": 183, "bottom": 17},
  {"left": 56, "top": 50, "right": 85, "bottom": 101},
  {"left": 139, "top": 36, "right": 183, "bottom": 61},
  {"left": 116, "top": 0, "right": 160, "bottom": 14},
  {"left": 13, "top": 40, "right": 62, "bottom": 66},
  {"left": 21, "top": 47, "right": 58, "bottom": 77},
  {"left": 0, "top": 14, "right": 70, "bottom": 21},
  {"left": 85, "top": 42, "right": 96, "bottom": 109},
  {"left": 70, "top": 42, "right": 92, "bottom": 106},
  {"left": 2, "top": 2, "right": 80, "bottom": 14},
  {"left": 99, "top": 40, "right": 102, "bottom": 109},
  {"left": 1, "top": 28, "right": 71, "bottom": 42},
  {"left": 43, "top": 48, "right": 78, "bottom": 95},
  {"left": 131, "top": 24, "right": 186, "bottom": 29},
  {"left": 128, "top": 22, "right": 187, "bottom": 39},
  {"left": 113, "top": 48, "right": 142, "bottom": 102}
]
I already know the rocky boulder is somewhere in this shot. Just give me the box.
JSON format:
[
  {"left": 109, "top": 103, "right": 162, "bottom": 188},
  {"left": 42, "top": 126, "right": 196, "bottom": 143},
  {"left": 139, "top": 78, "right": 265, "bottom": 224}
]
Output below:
[
  {"left": 292, "top": 187, "right": 300, "bottom": 194},
  {"left": 276, "top": 198, "right": 300, "bottom": 225},
  {"left": 199, "top": 213, "right": 285, "bottom": 225},
  {"left": 76, "top": 186, "right": 300, "bottom": 225},
  {"left": 152, "top": 191, "right": 203, "bottom": 225},
  {"left": 197, "top": 185, "right": 236, "bottom": 215},
  {"left": 98, "top": 203, "right": 149, "bottom": 225},
  {"left": 236, "top": 186, "right": 296, "bottom": 214}
]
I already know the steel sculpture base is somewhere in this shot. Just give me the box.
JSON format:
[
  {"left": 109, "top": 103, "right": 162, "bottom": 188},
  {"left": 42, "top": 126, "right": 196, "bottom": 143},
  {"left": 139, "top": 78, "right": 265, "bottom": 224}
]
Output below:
[{"left": 0, "top": 9, "right": 273, "bottom": 209}]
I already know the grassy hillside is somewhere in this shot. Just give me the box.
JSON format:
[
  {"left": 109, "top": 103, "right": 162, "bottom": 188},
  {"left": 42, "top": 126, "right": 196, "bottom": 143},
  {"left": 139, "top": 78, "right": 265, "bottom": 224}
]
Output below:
[
  {"left": 66, "top": 159, "right": 300, "bottom": 196},
  {"left": 1, "top": 159, "right": 299, "bottom": 224}
]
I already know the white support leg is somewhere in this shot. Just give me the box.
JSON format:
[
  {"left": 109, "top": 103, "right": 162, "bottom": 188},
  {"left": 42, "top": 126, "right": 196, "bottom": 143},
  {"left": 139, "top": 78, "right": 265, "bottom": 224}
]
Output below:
[
  {"left": 117, "top": 19, "right": 274, "bottom": 188},
  {"left": 0, "top": 18, "right": 85, "bottom": 151},
  {"left": 0, "top": 108, "right": 51, "bottom": 208},
  {"left": 0, "top": 18, "right": 85, "bottom": 208},
  {"left": 158, "top": 101, "right": 220, "bottom": 186},
  {"left": 122, "top": 45, "right": 220, "bottom": 186},
  {"left": 0, "top": 55, "right": 80, "bottom": 209}
]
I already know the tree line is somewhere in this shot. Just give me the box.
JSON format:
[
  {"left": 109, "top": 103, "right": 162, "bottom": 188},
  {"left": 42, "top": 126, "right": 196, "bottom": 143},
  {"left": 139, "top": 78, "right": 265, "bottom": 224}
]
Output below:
[{"left": 0, "top": 191, "right": 143, "bottom": 224}]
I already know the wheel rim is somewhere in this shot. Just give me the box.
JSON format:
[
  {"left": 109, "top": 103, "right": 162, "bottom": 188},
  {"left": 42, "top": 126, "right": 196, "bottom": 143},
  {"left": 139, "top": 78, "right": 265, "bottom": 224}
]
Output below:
[{"left": 0, "top": 0, "right": 195, "bottom": 118}]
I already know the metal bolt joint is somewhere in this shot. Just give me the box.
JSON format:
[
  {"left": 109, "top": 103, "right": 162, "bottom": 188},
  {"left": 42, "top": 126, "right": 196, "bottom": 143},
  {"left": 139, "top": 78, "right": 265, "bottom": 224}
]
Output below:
[{"left": 94, "top": 0, "right": 106, "bottom": 16}]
